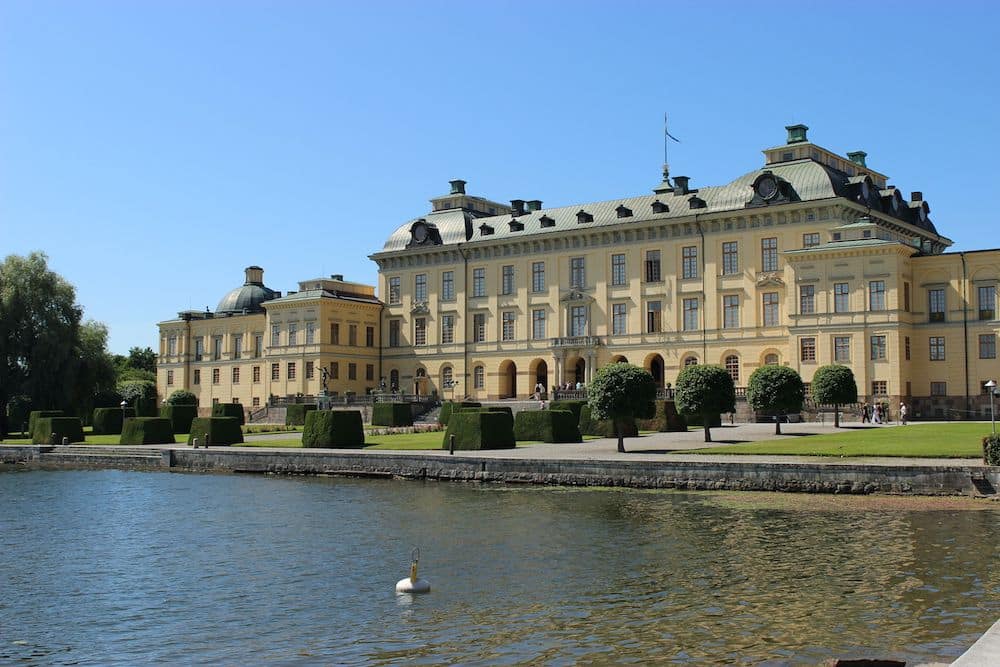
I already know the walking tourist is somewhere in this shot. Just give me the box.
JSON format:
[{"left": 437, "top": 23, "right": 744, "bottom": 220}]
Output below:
[{"left": 900, "top": 402, "right": 908, "bottom": 425}]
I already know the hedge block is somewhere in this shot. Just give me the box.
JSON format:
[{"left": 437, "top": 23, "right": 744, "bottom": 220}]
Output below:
[
  {"left": 514, "top": 410, "right": 582, "bottom": 443},
  {"left": 285, "top": 404, "right": 317, "bottom": 426},
  {"left": 134, "top": 397, "right": 159, "bottom": 417},
  {"left": 92, "top": 407, "right": 136, "bottom": 435},
  {"left": 442, "top": 411, "right": 515, "bottom": 450},
  {"left": 458, "top": 406, "right": 514, "bottom": 418},
  {"left": 372, "top": 402, "right": 413, "bottom": 427},
  {"left": 636, "top": 401, "right": 687, "bottom": 432},
  {"left": 28, "top": 410, "right": 64, "bottom": 436},
  {"left": 579, "top": 405, "right": 638, "bottom": 438},
  {"left": 212, "top": 402, "right": 246, "bottom": 425},
  {"left": 187, "top": 417, "right": 244, "bottom": 446},
  {"left": 439, "top": 401, "right": 481, "bottom": 425},
  {"left": 159, "top": 404, "right": 198, "bottom": 434},
  {"left": 548, "top": 400, "right": 586, "bottom": 423},
  {"left": 120, "top": 417, "right": 175, "bottom": 445},
  {"left": 302, "top": 410, "right": 365, "bottom": 448},
  {"left": 32, "top": 417, "right": 84, "bottom": 445}
]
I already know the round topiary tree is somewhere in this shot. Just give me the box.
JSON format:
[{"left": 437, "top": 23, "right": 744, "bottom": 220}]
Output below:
[
  {"left": 674, "top": 365, "right": 736, "bottom": 442},
  {"left": 746, "top": 366, "right": 805, "bottom": 435},
  {"left": 166, "top": 389, "right": 197, "bottom": 405},
  {"left": 587, "top": 363, "right": 657, "bottom": 453},
  {"left": 810, "top": 364, "right": 858, "bottom": 428}
]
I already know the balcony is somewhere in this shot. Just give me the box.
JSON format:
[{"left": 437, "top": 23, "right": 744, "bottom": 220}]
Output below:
[{"left": 551, "top": 336, "right": 603, "bottom": 349}]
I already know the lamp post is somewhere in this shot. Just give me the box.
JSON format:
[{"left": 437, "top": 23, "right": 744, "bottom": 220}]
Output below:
[{"left": 986, "top": 380, "right": 997, "bottom": 434}]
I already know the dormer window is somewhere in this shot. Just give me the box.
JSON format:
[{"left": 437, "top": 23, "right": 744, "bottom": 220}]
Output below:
[
  {"left": 576, "top": 210, "right": 594, "bottom": 224},
  {"left": 616, "top": 205, "right": 632, "bottom": 218},
  {"left": 651, "top": 200, "right": 669, "bottom": 214},
  {"left": 688, "top": 196, "right": 706, "bottom": 210},
  {"left": 509, "top": 219, "right": 524, "bottom": 232},
  {"left": 540, "top": 215, "right": 555, "bottom": 228},
  {"left": 479, "top": 223, "right": 494, "bottom": 236}
]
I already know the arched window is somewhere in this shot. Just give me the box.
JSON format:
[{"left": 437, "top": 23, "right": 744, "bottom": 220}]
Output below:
[
  {"left": 764, "top": 353, "right": 779, "bottom": 365},
  {"left": 441, "top": 366, "right": 453, "bottom": 387},
  {"left": 415, "top": 368, "right": 426, "bottom": 378},
  {"left": 684, "top": 356, "right": 698, "bottom": 367},
  {"left": 473, "top": 366, "right": 485, "bottom": 389},
  {"left": 725, "top": 355, "right": 740, "bottom": 383},
  {"left": 389, "top": 369, "right": 399, "bottom": 391}
]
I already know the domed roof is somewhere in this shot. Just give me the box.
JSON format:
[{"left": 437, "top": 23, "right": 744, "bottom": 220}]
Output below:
[{"left": 216, "top": 266, "right": 277, "bottom": 314}]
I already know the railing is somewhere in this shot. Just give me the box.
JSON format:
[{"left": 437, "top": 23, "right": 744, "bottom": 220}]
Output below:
[
  {"left": 268, "top": 392, "right": 432, "bottom": 407},
  {"left": 549, "top": 386, "right": 740, "bottom": 401},
  {"left": 550, "top": 336, "right": 603, "bottom": 348},
  {"left": 249, "top": 407, "right": 269, "bottom": 422}
]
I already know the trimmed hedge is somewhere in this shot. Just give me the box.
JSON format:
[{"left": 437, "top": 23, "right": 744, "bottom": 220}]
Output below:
[
  {"left": 549, "top": 400, "right": 586, "bottom": 423},
  {"left": 636, "top": 401, "right": 687, "bottom": 432},
  {"left": 372, "top": 402, "right": 413, "bottom": 427},
  {"left": 302, "top": 410, "right": 365, "bottom": 448},
  {"left": 443, "top": 411, "right": 515, "bottom": 450},
  {"left": 92, "top": 407, "right": 136, "bottom": 435},
  {"left": 212, "top": 402, "right": 246, "bottom": 425},
  {"left": 188, "top": 417, "right": 244, "bottom": 446},
  {"left": 439, "top": 401, "right": 481, "bottom": 425},
  {"left": 166, "top": 390, "right": 198, "bottom": 405},
  {"left": 514, "top": 410, "right": 581, "bottom": 443},
  {"left": 32, "top": 416, "right": 84, "bottom": 445},
  {"left": 685, "top": 413, "right": 722, "bottom": 428},
  {"left": 579, "top": 405, "right": 638, "bottom": 438},
  {"left": 458, "top": 406, "right": 513, "bottom": 418},
  {"left": 28, "top": 410, "right": 64, "bottom": 436},
  {"left": 160, "top": 404, "right": 198, "bottom": 434},
  {"left": 984, "top": 434, "right": 1000, "bottom": 466},
  {"left": 134, "top": 397, "right": 159, "bottom": 417},
  {"left": 120, "top": 417, "right": 175, "bottom": 445},
  {"left": 285, "top": 404, "right": 317, "bottom": 426}
]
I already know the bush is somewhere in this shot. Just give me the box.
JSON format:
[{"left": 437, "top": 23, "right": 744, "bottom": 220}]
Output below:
[
  {"left": 120, "top": 417, "right": 175, "bottom": 445},
  {"left": 514, "top": 410, "right": 581, "bottom": 443},
  {"left": 439, "top": 401, "right": 481, "bottom": 425},
  {"left": 92, "top": 407, "right": 136, "bottom": 435},
  {"left": 636, "top": 401, "right": 687, "bottom": 432},
  {"left": 684, "top": 412, "right": 722, "bottom": 428},
  {"left": 187, "top": 417, "right": 244, "bottom": 446},
  {"left": 118, "top": 380, "right": 157, "bottom": 403},
  {"left": 212, "top": 403, "right": 246, "bottom": 425},
  {"left": 549, "top": 400, "right": 586, "bottom": 423},
  {"left": 984, "top": 434, "right": 1000, "bottom": 466},
  {"left": 159, "top": 404, "right": 197, "bottom": 434},
  {"left": 134, "top": 397, "right": 159, "bottom": 417},
  {"left": 579, "top": 404, "right": 638, "bottom": 438},
  {"left": 166, "top": 390, "right": 198, "bottom": 406},
  {"left": 7, "top": 395, "right": 32, "bottom": 434},
  {"left": 458, "top": 406, "right": 513, "bottom": 417},
  {"left": 285, "top": 404, "right": 317, "bottom": 426},
  {"left": 302, "top": 410, "right": 365, "bottom": 448},
  {"left": 32, "top": 416, "right": 84, "bottom": 445},
  {"left": 442, "top": 410, "right": 515, "bottom": 450},
  {"left": 372, "top": 402, "right": 413, "bottom": 427},
  {"left": 29, "top": 410, "right": 64, "bottom": 436}
]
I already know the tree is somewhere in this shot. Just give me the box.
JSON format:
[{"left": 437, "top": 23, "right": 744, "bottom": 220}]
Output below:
[
  {"left": 674, "top": 365, "right": 736, "bottom": 442},
  {"left": 67, "top": 321, "right": 119, "bottom": 420},
  {"left": 113, "top": 347, "right": 156, "bottom": 383},
  {"left": 810, "top": 364, "right": 858, "bottom": 428},
  {"left": 746, "top": 366, "right": 805, "bottom": 435},
  {"left": 166, "top": 390, "right": 198, "bottom": 405},
  {"left": 587, "top": 363, "right": 657, "bottom": 453}
]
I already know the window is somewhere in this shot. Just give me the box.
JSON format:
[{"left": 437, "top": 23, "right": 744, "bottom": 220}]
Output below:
[
  {"left": 388, "top": 277, "right": 401, "bottom": 305},
  {"left": 725, "top": 355, "right": 739, "bottom": 384},
  {"left": 570, "top": 306, "right": 587, "bottom": 336},
  {"left": 612, "top": 254, "right": 627, "bottom": 286},
  {"left": 473, "top": 366, "right": 484, "bottom": 389},
  {"left": 645, "top": 250, "right": 661, "bottom": 282},
  {"left": 978, "top": 286, "right": 996, "bottom": 320},
  {"left": 166, "top": 370, "right": 174, "bottom": 386},
  {"left": 764, "top": 353, "right": 779, "bottom": 365},
  {"left": 531, "top": 262, "right": 546, "bottom": 293},
  {"left": 930, "top": 381, "right": 947, "bottom": 397},
  {"left": 331, "top": 362, "right": 339, "bottom": 379},
  {"left": 502, "top": 311, "right": 515, "bottom": 341},
  {"left": 232, "top": 367, "right": 240, "bottom": 384},
  {"left": 802, "top": 232, "right": 820, "bottom": 248},
  {"left": 905, "top": 336, "right": 911, "bottom": 360},
  {"left": 903, "top": 282, "right": 911, "bottom": 312},
  {"left": 252, "top": 397, "right": 259, "bottom": 407},
  {"left": 646, "top": 301, "right": 662, "bottom": 333},
  {"left": 762, "top": 292, "right": 779, "bottom": 327},
  {"left": 612, "top": 303, "right": 627, "bottom": 335},
  {"left": 253, "top": 366, "right": 261, "bottom": 383},
  {"left": 415, "top": 274, "right": 427, "bottom": 302},
  {"left": 870, "top": 335, "right": 887, "bottom": 360},
  {"left": 305, "top": 361, "right": 314, "bottom": 379},
  {"left": 929, "top": 336, "right": 946, "bottom": 361},
  {"left": 330, "top": 323, "right": 340, "bottom": 345},
  {"left": 682, "top": 246, "right": 698, "bottom": 279},
  {"left": 348, "top": 325, "right": 358, "bottom": 346},
  {"left": 442, "top": 366, "right": 453, "bottom": 387},
  {"left": 868, "top": 281, "right": 886, "bottom": 311},
  {"left": 761, "top": 237, "right": 778, "bottom": 272},
  {"left": 213, "top": 336, "right": 222, "bottom": 361},
  {"left": 570, "top": 257, "right": 586, "bottom": 288},
  {"left": 193, "top": 369, "right": 201, "bottom": 385},
  {"left": 501, "top": 265, "right": 514, "bottom": 295},
  {"left": 414, "top": 318, "right": 427, "bottom": 346},
  {"left": 928, "top": 288, "right": 945, "bottom": 322},
  {"left": 532, "top": 309, "right": 546, "bottom": 340},
  {"left": 683, "top": 298, "right": 699, "bottom": 331},
  {"left": 305, "top": 322, "right": 315, "bottom": 345},
  {"left": 168, "top": 336, "right": 177, "bottom": 355},
  {"left": 271, "top": 324, "right": 280, "bottom": 347},
  {"left": 212, "top": 368, "right": 220, "bottom": 384},
  {"left": 980, "top": 333, "right": 997, "bottom": 359},
  {"left": 442, "top": 271, "right": 455, "bottom": 301},
  {"left": 366, "top": 326, "right": 374, "bottom": 347},
  {"left": 271, "top": 363, "right": 279, "bottom": 381},
  {"left": 834, "top": 283, "right": 850, "bottom": 313},
  {"left": 722, "top": 241, "right": 739, "bottom": 275},
  {"left": 833, "top": 336, "right": 851, "bottom": 362},
  {"left": 872, "top": 381, "right": 888, "bottom": 396},
  {"left": 800, "top": 337, "right": 816, "bottom": 363},
  {"left": 472, "top": 268, "right": 486, "bottom": 297},
  {"left": 684, "top": 356, "right": 698, "bottom": 367},
  {"left": 288, "top": 324, "right": 297, "bottom": 346},
  {"left": 366, "top": 364, "right": 374, "bottom": 381},
  {"left": 388, "top": 320, "right": 400, "bottom": 347},
  {"left": 348, "top": 363, "right": 357, "bottom": 380},
  {"left": 287, "top": 362, "right": 296, "bottom": 380},
  {"left": 723, "top": 295, "right": 740, "bottom": 329},
  {"left": 441, "top": 314, "right": 455, "bottom": 344},
  {"left": 473, "top": 313, "right": 486, "bottom": 342},
  {"left": 800, "top": 285, "right": 815, "bottom": 314}
]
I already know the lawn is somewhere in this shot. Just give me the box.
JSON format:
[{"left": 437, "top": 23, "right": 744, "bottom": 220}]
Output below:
[
  {"left": 239, "top": 430, "right": 548, "bottom": 450},
  {"left": 689, "top": 423, "right": 990, "bottom": 458}
]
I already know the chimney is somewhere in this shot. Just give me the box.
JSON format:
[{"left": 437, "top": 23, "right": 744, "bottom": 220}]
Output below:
[
  {"left": 449, "top": 179, "right": 466, "bottom": 195},
  {"left": 673, "top": 176, "right": 690, "bottom": 195},
  {"left": 785, "top": 124, "right": 809, "bottom": 144},
  {"left": 526, "top": 200, "right": 543, "bottom": 212},
  {"left": 244, "top": 266, "right": 264, "bottom": 285},
  {"left": 847, "top": 151, "right": 867, "bottom": 167},
  {"left": 331, "top": 274, "right": 344, "bottom": 281},
  {"left": 510, "top": 199, "right": 526, "bottom": 216},
  {"left": 911, "top": 191, "right": 923, "bottom": 202}
]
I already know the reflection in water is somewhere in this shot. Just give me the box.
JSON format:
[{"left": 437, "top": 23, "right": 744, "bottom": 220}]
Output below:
[{"left": 0, "top": 468, "right": 996, "bottom": 665}]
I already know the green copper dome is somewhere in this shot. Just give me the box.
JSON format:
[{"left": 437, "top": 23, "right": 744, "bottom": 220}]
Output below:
[{"left": 216, "top": 266, "right": 277, "bottom": 314}]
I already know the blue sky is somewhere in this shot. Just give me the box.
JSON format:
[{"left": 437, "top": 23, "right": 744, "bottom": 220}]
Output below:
[{"left": 3, "top": 1, "right": 998, "bottom": 354}]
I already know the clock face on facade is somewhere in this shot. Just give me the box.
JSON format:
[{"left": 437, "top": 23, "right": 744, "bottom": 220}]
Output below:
[{"left": 755, "top": 176, "right": 778, "bottom": 200}]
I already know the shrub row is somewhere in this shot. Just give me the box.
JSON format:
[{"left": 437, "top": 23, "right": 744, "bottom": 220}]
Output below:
[
  {"left": 302, "top": 410, "right": 364, "bottom": 448},
  {"left": 513, "top": 410, "right": 581, "bottom": 443},
  {"left": 285, "top": 404, "right": 317, "bottom": 426},
  {"left": 372, "top": 403, "right": 413, "bottom": 427}
]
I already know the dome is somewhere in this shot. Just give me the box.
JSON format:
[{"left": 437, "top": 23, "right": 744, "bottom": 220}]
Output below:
[{"left": 216, "top": 266, "right": 277, "bottom": 314}]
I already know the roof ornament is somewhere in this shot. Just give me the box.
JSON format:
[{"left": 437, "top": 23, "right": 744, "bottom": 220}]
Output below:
[{"left": 663, "top": 112, "right": 680, "bottom": 186}]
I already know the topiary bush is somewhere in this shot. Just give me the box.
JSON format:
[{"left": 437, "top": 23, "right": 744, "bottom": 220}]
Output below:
[
  {"left": 28, "top": 410, "right": 63, "bottom": 437},
  {"left": 285, "top": 404, "right": 317, "bottom": 426},
  {"left": 120, "top": 417, "right": 175, "bottom": 445},
  {"left": 458, "top": 406, "right": 513, "bottom": 417},
  {"left": 32, "top": 416, "right": 84, "bottom": 445},
  {"left": 442, "top": 410, "right": 515, "bottom": 450},
  {"left": 92, "top": 407, "right": 136, "bottom": 435},
  {"left": 134, "top": 397, "right": 159, "bottom": 417},
  {"left": 372, "top": 402, "right": 413, "bottom": 427},
  {"left": 439, "top": 401, "right": 481, "bottom": 425},
  {"left": 514, "top": 410, "right": 581, "bottom": 443},
  {"left": 636, "top": 401, "right": 687, "bottom": 432},
  {"left": 212, "top": 402, "right": 246, "bottom": 425},
  {"left": 166, "top": 390, "right": 198, "bottom": 405},
  {"left": 984, "top": 434, "right": 1000, "bottom": 466},
  {"left": 188, "top": 417, "right": 244, "bottom": 446},
  {"left": 549, "top": 400, "right": 586, "bottom": 423},
  {"left": 159, "top": 404, "right": 197, "bottom": 434},
  {"left": 579, "top": 404, "right": 638, "bottom": 438},
  {"left": 302, "top": 410, "right": 365, "bottom": 448}
]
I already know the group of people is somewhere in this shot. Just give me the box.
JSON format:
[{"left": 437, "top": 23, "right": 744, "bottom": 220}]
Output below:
[{"left": 860, "top": 402, "right": 908, "bottom": 425}]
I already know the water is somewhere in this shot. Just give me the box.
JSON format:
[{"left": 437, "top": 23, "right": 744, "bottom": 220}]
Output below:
[{"left": 0, "top": 468, "right": 997, "bottom": 665}]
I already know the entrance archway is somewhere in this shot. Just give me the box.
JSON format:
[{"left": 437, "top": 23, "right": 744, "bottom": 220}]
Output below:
[
  {"left": 499, "top": 360, "right": 517, "bottom": 398},
  {"left": 574, "top": 358, "right": 586, "bottom": 386},
  {"left": 529, "top": 358, "right": 548, "bottom": 391},
  {"left": 611, "top": 355, "right": 628, "bottom": 364},
  {"left": 645, "top": 353, "right": 665, "bottom": 387},
  {"left": 414, "top": 367, "right": 428, "bottom": 396},
  {"left": 389, "top": 369, "right": 400, "bottom": 393}
]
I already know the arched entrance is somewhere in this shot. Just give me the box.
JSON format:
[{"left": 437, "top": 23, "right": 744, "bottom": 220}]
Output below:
[
  {"left": 389, "top": 369, "right": 400, "bottom": 393},
  {"left": 414, "top": 368, "right": 428, "bottom": 396},
  {"left": 574, "top": 358, "right": 586, "bottom": 386},
  {"left": 499, "top": 360, "right": 517, "bottom": 398},
  {"left": 611, "top": 355, "right": 628, "bottom": 364},
  {"left": 528, "top": 358, "right": 548, "bottom": 392},
  {"left": 645, "top": 353, "right": 665, "bottom": 388}
]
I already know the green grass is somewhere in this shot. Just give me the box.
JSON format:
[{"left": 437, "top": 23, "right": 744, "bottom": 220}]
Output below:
[
  {"left": 690, "top": 423, "right": 989, "bottom": 458},
  {"left": 1, "top": 432, "right": 190, "bottom": 445},
  {"left": 238, "top": 430, "right": 548, "bottom": 450}
]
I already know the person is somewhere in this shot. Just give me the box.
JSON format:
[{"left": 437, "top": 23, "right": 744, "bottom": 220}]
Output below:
[
  {"left": 873, "top": 403, "right": 881, "bottom": 424},
  {"left": 900, "top": 402, "right": 908, "bottom": 425},
  {"left": 575, "top": 381, "right": 583, "bottom": 391},
  {"left": 534, "top": 382, "right": 543, "bottom": 401},
  {"left": 861, "top": 403, "right": 870, "bottom": 423}
]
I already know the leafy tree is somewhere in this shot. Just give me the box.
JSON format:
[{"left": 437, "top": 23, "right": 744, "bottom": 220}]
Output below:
[
  {"left": 746, "top": 365, "right": 805, "bottom": 435},
  {"left": 68, "top": 321, "right": 119, "bottom": 420},
  {"left": 675, "top": 365, "right": 736, "bottom": 442},
  {"left": 127, "top": 347, "right": 156, "bottom": 374},
  {"left": 113, "top": 349, "right": 156, "bottom": 383},
  {"left": 587, "top": 363, "right": 657, "bottom": 453},
  {"left": 167, "top": 390, "right": 198, "bottom": 405},
  {"left": 117, "top": 380, "right": 157, "bottom": 404},
  {"left": 810, "top": 364, "right": 858, "bottom": 428}
]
